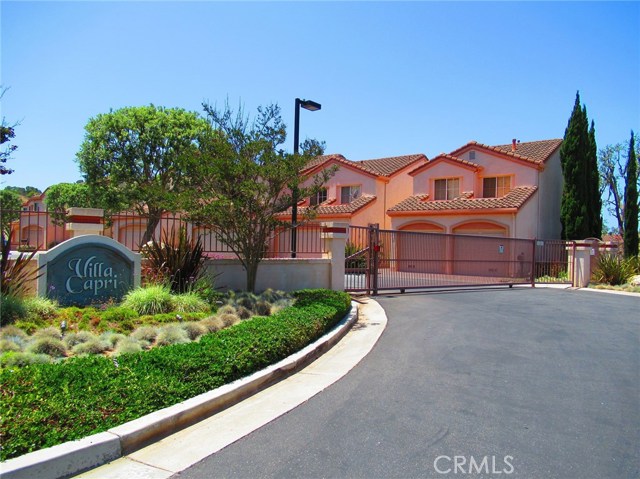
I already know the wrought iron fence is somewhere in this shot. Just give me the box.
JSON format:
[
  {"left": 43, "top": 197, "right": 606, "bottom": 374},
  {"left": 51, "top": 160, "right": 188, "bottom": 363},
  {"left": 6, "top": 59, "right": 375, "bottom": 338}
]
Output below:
[{"left": 0, "top": 210, "right": 327, "bottom": 258}]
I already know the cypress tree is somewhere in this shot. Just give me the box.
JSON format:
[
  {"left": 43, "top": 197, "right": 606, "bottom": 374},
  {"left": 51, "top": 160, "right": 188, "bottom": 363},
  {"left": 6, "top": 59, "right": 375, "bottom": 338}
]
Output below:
[
  {"left": 588, "top": 120, "right": 602, "bottom": 236},
  {"left": 624, "top": 131, "right": 638, "bottom": 257},
  {"left": 560, "top": 92, "right": 589, "bottom": 239}
]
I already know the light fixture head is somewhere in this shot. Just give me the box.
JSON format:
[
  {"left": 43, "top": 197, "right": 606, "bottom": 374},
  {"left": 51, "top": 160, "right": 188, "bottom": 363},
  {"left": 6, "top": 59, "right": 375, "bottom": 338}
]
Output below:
[{"left": 300, "top": 99, "right": 321, "bottom": 112}]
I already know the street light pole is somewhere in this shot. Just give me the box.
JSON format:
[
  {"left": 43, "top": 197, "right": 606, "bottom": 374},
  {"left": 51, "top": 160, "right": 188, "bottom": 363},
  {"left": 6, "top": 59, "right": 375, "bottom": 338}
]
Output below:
[{"left": 291, "top": 98, "right": 321, "bottom": 258}]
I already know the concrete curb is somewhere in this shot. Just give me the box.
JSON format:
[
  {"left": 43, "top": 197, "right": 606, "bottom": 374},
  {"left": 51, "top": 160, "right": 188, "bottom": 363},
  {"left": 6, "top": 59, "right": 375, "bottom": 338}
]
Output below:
[{"left": 0, "top": 303, "right": 359, "bottom": 479}]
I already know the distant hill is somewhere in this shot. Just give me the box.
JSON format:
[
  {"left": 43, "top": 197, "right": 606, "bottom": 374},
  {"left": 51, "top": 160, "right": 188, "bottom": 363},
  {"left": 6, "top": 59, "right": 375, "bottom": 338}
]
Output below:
[{"left": 3, "top": 185, "right": 42, "bottom": 201}]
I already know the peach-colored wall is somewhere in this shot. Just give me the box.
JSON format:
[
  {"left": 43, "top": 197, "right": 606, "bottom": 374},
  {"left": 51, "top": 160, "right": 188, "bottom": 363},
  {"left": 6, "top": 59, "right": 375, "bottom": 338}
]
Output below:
[
  {"left": 412, "top": 163, "right": 476, "bottom": 196},
  {"left": 537, "top": 149, "right": 562, "bottom": 239},
  {"left": 457, "top": 149, "right": 539, "bottom": 187},
  {"left": 391, "top": 214, "right": 515, "bottom": 236}
]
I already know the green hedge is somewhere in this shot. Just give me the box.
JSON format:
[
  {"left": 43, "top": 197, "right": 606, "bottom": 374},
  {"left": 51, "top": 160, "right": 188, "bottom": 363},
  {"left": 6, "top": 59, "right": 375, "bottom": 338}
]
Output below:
[{"left": 0, "top": 289, "right": 351, "bottom": 461}]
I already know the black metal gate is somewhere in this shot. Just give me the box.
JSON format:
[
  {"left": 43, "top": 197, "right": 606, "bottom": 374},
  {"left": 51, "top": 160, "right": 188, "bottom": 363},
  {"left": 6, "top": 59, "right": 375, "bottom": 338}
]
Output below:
[{"left": 345, "top": 225, "right": 573, "bottom": 294}]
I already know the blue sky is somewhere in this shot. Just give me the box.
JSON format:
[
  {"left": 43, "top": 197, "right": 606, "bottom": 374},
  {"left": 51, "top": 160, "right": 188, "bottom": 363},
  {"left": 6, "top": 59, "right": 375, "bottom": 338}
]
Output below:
[{"left": 2, "top": 1, "right": 639, "bottom": 214}]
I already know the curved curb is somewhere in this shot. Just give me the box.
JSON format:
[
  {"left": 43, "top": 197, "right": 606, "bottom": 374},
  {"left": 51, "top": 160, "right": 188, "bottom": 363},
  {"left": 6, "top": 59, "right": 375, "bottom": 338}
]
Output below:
[{"left": 1, "top": 302, "right": 359, "bottom": 479}]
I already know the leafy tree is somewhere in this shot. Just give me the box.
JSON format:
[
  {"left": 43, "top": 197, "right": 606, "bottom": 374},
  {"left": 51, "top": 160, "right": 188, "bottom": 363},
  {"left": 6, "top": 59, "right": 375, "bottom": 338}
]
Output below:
[
  {"left": 598, "top": 140, "right": 640, "bottom": 235},
  {"left": 560, "top": 92, "right": 600, "bottom": 239},
  {"left": 0, "top": 189, "right": 22, "bottom": 235},
  {"left": 4, "top": 186, "right": 42, "bottom": 198},
  {"left": 1, "top": 87, "right": 17, "bottom": 176},
  {"left": 588, "top": 120, "right": 602, "bottom": 236},
  {"left": 76, "top": 105, "right": 210, "bottom": 245},
  {"left": 183, "top": 102, "right": 333, "bottom": 292},
  {"left": 44, "top": 182, "right": 96, "bottom": 225},
  {"left": 624, "top": 131, "right": 638, "bottom": 257}
]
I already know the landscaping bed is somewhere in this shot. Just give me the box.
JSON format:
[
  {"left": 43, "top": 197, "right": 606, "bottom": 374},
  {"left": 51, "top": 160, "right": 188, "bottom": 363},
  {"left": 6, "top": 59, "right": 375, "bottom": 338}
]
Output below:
[{"left": 0, "top": 289, "right": 351, "bottom": 461}]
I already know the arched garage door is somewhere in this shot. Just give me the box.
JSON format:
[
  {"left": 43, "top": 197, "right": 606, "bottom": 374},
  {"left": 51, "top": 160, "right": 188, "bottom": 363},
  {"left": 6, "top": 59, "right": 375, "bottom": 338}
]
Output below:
[{"left": 396, "top": 222, "right": 447, "bottom": 273}]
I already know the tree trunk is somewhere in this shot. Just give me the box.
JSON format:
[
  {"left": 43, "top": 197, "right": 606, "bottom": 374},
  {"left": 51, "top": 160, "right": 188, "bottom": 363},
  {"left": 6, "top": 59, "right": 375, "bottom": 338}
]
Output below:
[
  {"left": 245, "top": 259, "right": 259, "bottom": 293},
  {"left": 141, "top": 211, "right": 162, "bottom": 247}
]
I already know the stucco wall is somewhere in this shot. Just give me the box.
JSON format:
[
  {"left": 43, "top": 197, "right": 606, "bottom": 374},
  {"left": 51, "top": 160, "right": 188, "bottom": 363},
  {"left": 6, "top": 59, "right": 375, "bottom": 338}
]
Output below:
[
  {"left": 205, "top": 258, "right": 332, "bottom": 292},
  {"left": 536, "top": 149, "right": 563, "bottom": 239}
]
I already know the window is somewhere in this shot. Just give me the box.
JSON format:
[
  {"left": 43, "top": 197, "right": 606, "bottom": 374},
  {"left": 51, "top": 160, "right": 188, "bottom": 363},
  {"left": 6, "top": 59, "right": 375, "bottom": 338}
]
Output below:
[
  {"left": 310, "top": 188, "right": 327, "bottom": 206},
  {"left": 434, "top": 178, "right": 460, "bottom": 200},
  {"left": 483, "top": 177, "right": 511, "bottom": 198},
  {"left": 340, "top": 185, "right": 361, "bottom": 204},
  {"left": 469, "top": 150, "right": 476, "bottom": 160}
]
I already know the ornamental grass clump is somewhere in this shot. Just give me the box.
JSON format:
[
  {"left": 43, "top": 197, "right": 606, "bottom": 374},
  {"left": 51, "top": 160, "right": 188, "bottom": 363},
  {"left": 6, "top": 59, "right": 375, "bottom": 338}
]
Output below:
[
  {"left": 0, "top": 339, "right": 22, "bottom": 353},
  {"left": 219, "top": 312, "right": 240, "bottom": 327},
  {"left": 23, "top": 296, "right": 59, "bottom": 320},
  {"left": 156, "top": 324, "right": 190, "bottom": 346},
  {"left": 0, "top": 351, "right": 51, "bottom": 368},
  {"left": 181, "top": 321, "right": 207, "bottom": 341},
  {"left": 72, "top": 338, "right": 110, "bottom": 356},
  {"left": 201, "top": 316, "right": 224, "bottom": 333},
  {"left": 32, "top": 326, "right": 62, "bottom": 340},
  {"left": 114, "top": 337, "right": 143, "bottom": 355},
  {"left": 100, "top": 332, "right": 127, "bottom": 347},
  {"left": 122, "top": 285, "right": 174, "bottom": 316},
  {"left": 131, "top": 325, "right": 159, "bottom": 344},
  {"left": 172, "top": 292, "right": 210, "bottom": 313},
  {"left": 63, "top": 331, "right": 97, "bottom": 349},
  {"left": 592, "top": 253, "right": 634, "bottom": 286},
  {"left": 26, "top": 336, "right": 67, "bottom": 357}
]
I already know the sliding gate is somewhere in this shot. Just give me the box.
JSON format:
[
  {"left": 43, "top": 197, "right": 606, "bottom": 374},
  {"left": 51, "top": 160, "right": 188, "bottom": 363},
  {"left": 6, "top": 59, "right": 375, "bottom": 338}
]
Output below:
[{"left": 345, "top": 225, "right": 572, "bottom": 294}]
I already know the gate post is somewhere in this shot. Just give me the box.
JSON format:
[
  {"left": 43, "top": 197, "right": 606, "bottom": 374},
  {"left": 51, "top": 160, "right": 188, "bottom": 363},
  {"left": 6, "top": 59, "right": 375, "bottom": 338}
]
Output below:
[
  {"left": 321, "top": 223, "right": 349, "bottom": 291},
  {"left": 368, "top": 224, "right": 380, "bottom": 295},
  {"left": 531, "top": 238, "right": 537, "bottom": 287}
]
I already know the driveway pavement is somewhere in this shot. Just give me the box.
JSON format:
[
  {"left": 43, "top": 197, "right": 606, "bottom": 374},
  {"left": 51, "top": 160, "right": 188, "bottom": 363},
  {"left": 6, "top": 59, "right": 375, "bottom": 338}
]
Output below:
[{"left": 174, "top": 288, "right": 639, "bottom": 479}]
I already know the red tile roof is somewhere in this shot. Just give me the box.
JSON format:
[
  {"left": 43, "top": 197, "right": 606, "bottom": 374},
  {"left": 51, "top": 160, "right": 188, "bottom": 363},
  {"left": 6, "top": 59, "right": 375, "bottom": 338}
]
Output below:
[
  {"left": 449, "top": 139, "right": 562, "bottom": 167},
  {"left": 388, "top": 186, "right": 538, "bottom": 214},
  {"left": 303, "top": 153, "right": 427, "bottom": 178},
  {"left": 409, "top": 153, "right": 481, "bottom": 175},
  {"left": 356, "top": 154, "right": 428, "bottom": 177},
  {"left": 282, "top": 194, "right": 377, "bottom": 217}
]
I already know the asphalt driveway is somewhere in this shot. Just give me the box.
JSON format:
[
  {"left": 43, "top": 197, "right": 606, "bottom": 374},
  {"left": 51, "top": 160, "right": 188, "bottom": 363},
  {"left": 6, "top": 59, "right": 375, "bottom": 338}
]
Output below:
[{"left": 174, "top": 288, "right": 639, "bottom": 479}]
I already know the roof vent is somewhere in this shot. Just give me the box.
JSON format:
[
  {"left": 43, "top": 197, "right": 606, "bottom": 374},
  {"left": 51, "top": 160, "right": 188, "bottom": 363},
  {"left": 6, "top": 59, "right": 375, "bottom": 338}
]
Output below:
[{"left": 512, "top": 139, "right": 517, "bottom": 151}]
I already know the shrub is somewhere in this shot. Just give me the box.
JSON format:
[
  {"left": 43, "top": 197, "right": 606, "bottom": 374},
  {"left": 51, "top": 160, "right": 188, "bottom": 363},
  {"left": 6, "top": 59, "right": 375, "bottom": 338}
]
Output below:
[
  {"left": 1, "top": 230, "right": 41, "bottom": 300},
  {"left": 156, "top": 324, "right": 190, "bottom": 346},
  {"left": 23, "top": 296, "right": 59, "bottom": 320},
  {"left": 27, "top": 336, "right": 67, "bottom": 357},
  {"left": 236, "top": 306, "right": 252, "bottom": 320},
  {"left": 72, "top": 339, "right": 109, "bottom": 356},
  {"left": 0, "top": 294, "right": 26, "bottom": 324},
  {"left": 0, "top": 289, "right": 351, "bottom": 461},
  {"left": 172, "top": 292, "right": 210, "bottom": 313},
  {"left": 0, "top": 351, "right": 51, "bottom": 368},
  {"left": 63, "top": 331, "right": 97, "bottom": 349},
  {"left": 100, "top": 306, "right": 139, "bottom": 323},
  {"left": 32, "top": 326, "right": 62, "bottom": 340},
  {"left": 0, "top": 339, "right": 22, "bottom": 353},
  {"left": 201, "top": 316, "right": 224, "bottom": 333},
  {"left": 0, "top": 325, "right": 28, "bottom": 342},
  {"left": 255, "top": 300, "right": 272, "bottom": 316},
  {"left": 592, "top": 253, "right": 634, "bottom": 286},
  {"left": 131, "top": 326, "right": 159, "bottom": 343},
  {"left": 219, "top": 313, "right": 240, "bottom": 327},
  {"left": 100, "top": 332, "right": 127, "bottom": 347},
  {"left": 122, "top": 286, "right": 174, "bottom": 316},
  {"left": 141, "top": 227, "right": 206, "bottom": 293},
  {"left": 114, "top": 338, "right": 143, "bottom": 355},
  {"left": 181, "top": 321, "right": 207, "bottom": 340},
  {"left": 217, "top": 304, "right": 237, "bottom": 316}
]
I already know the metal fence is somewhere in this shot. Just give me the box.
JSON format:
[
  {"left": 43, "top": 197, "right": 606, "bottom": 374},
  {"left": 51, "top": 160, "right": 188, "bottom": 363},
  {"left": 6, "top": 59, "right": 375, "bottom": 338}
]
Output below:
[
  {"left": 1, "top": 210, "right": 326, "bottom": 258},
  {"left": 346, "top": 225, "right": 574, "bottom": 294}
]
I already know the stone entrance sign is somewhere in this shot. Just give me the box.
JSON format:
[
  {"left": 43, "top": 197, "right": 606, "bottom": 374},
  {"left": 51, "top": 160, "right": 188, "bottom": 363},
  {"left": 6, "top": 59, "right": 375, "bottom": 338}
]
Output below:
[{"left": 37, "top": 235, "right": 141, "bottom": 306}]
